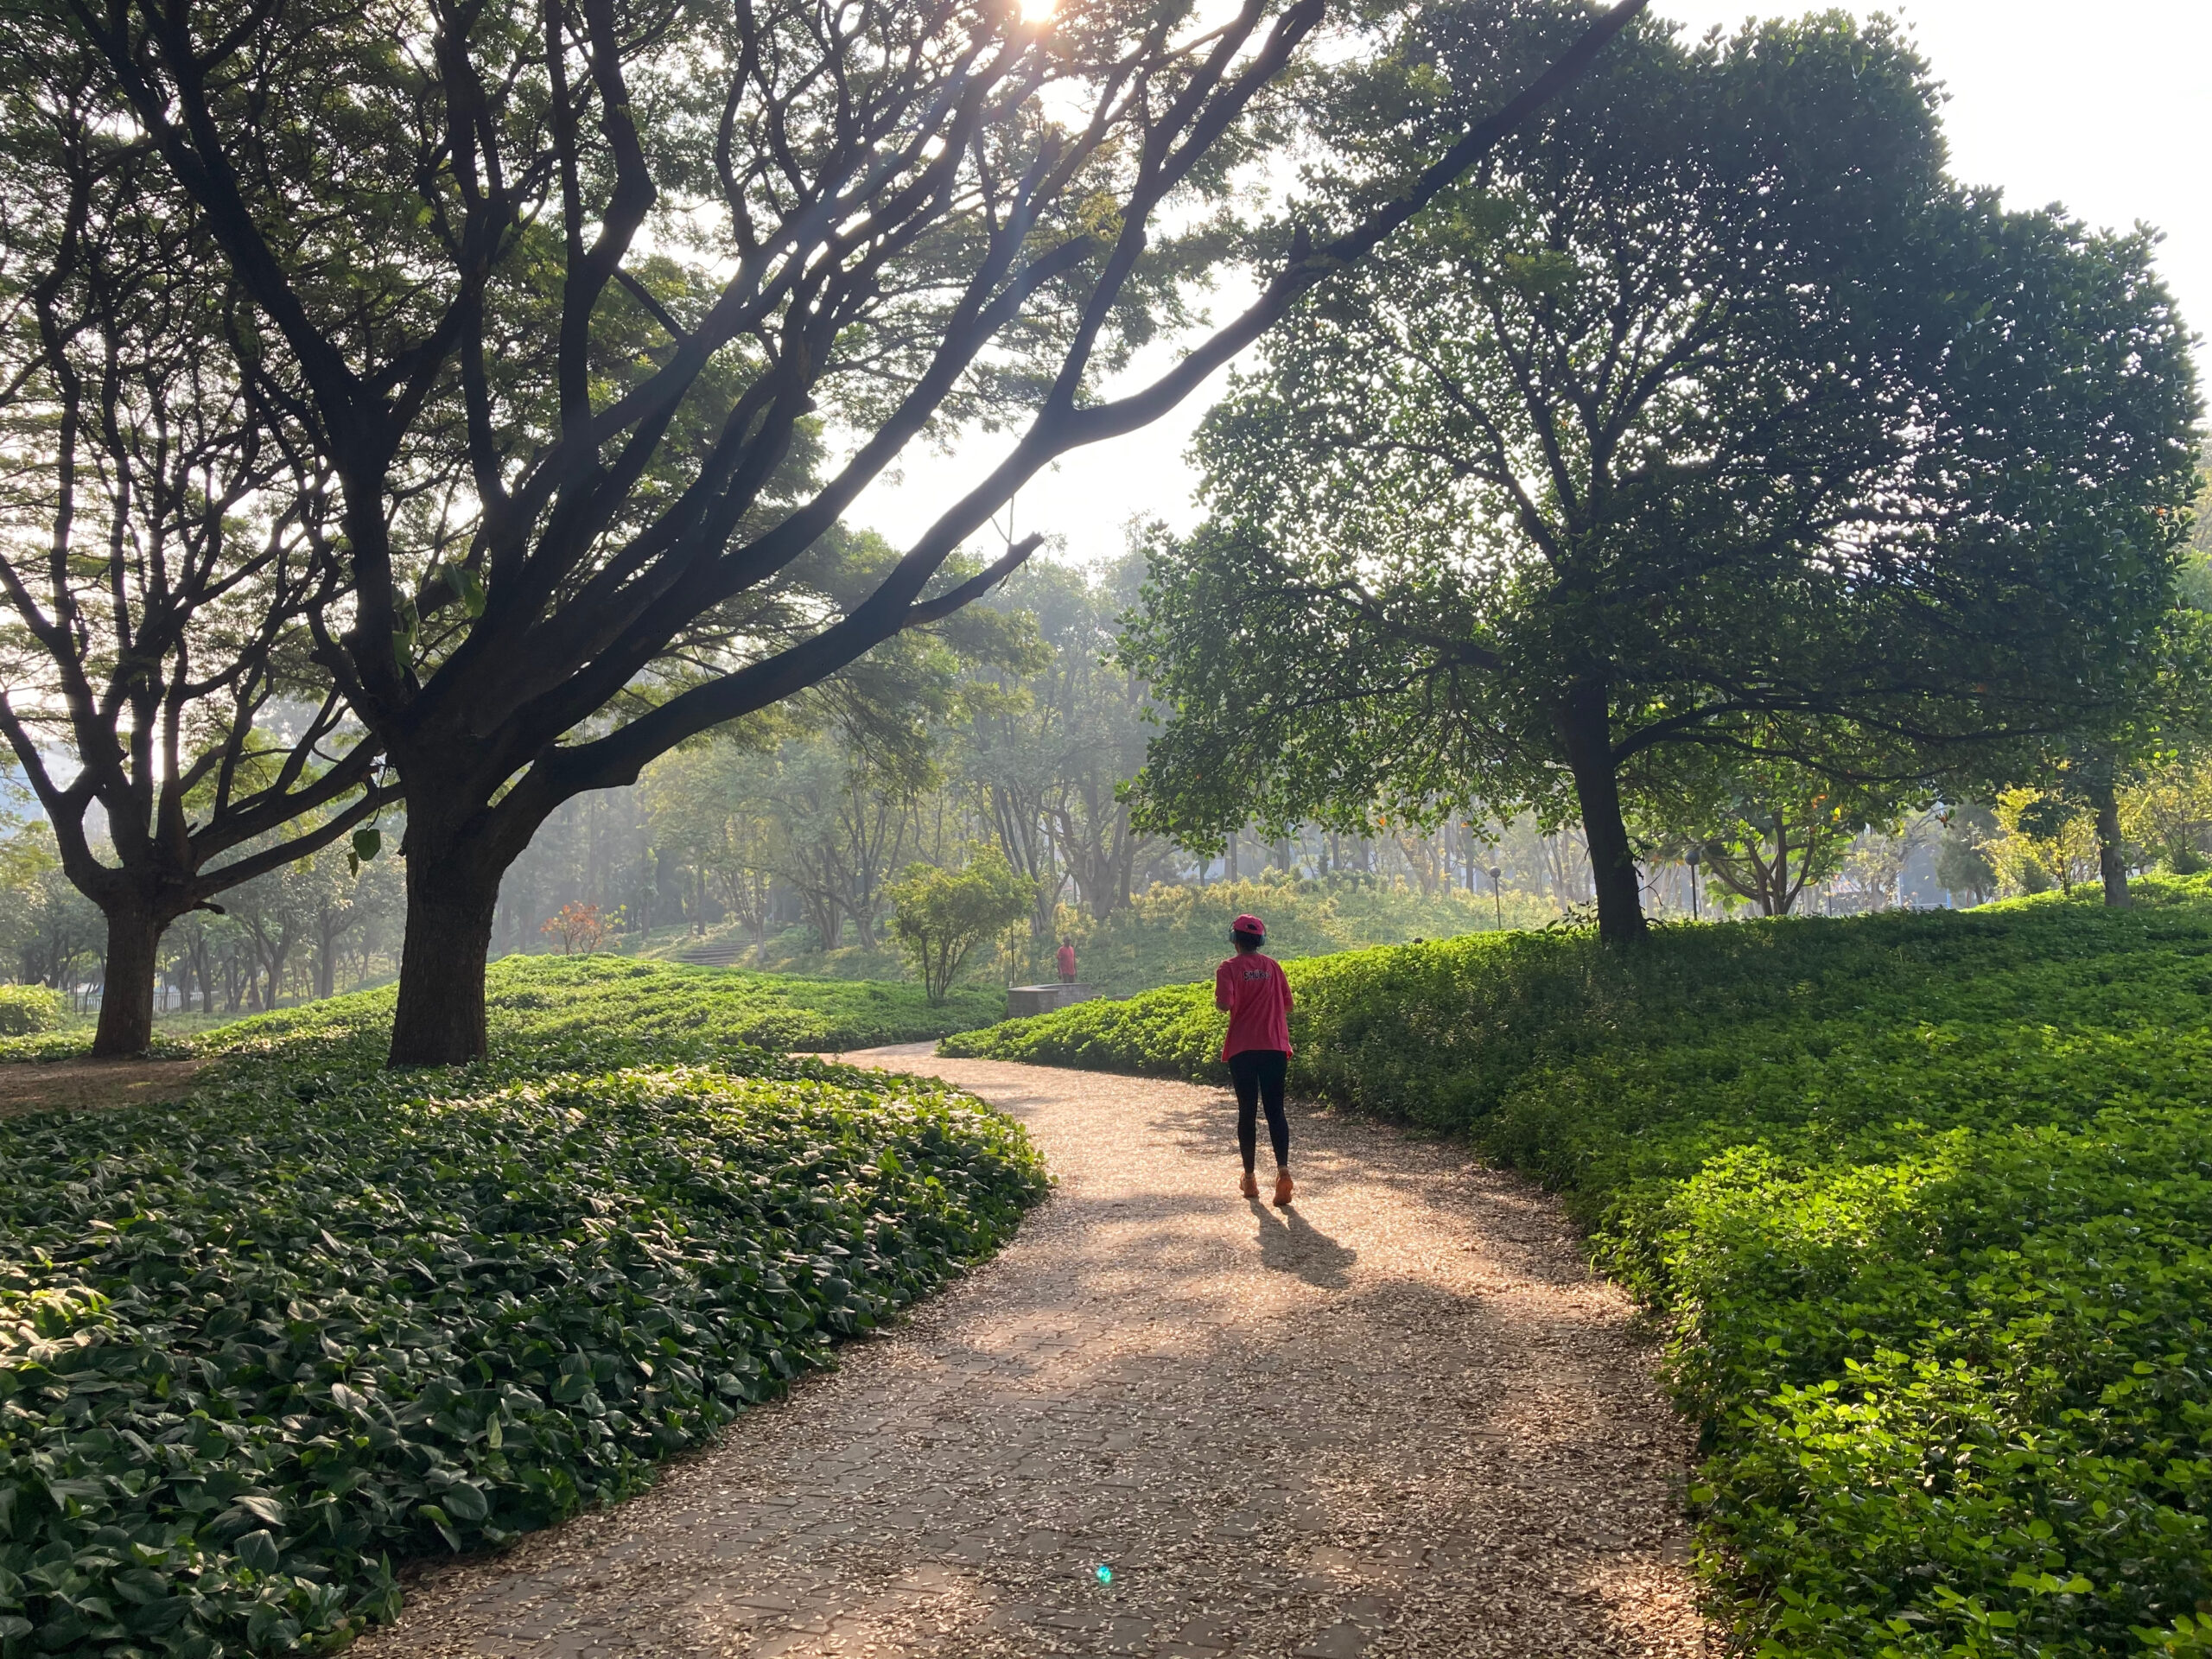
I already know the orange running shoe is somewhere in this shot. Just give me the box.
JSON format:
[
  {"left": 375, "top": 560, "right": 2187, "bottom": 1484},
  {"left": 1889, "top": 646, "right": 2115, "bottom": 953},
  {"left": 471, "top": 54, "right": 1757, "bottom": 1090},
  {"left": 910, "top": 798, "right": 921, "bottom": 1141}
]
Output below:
[
  {"left": 1240, "top": 1170, "right": 1260, "bottom": 1200},
  {"left": 1273, "top": 1170, "right": 1295, "bottom": 1208}
]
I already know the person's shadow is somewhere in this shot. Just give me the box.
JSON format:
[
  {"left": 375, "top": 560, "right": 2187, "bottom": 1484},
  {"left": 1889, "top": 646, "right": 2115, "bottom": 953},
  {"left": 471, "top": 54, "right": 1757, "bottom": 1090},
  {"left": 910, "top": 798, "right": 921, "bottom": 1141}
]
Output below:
[{"left": 1250, "top": 1200, "right": 1357, "bottom": 1290}]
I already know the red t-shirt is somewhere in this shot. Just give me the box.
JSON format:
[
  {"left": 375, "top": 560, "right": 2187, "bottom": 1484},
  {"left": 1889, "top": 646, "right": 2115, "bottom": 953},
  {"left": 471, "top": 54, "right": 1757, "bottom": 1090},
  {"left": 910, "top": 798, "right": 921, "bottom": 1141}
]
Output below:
[
  {"left": 1056, "top": 944, "right": 1077, "bottom": 977},
  {"left": 1215, "top": 952, "right": 1294, "bottom": 1059}
]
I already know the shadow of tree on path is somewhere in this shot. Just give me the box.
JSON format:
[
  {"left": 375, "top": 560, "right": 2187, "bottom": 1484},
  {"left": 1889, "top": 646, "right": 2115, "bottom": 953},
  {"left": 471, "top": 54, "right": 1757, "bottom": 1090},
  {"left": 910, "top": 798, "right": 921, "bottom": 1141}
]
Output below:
[{"left": 1249, "top": 1200, "right": 1358, "bottom": 1289}]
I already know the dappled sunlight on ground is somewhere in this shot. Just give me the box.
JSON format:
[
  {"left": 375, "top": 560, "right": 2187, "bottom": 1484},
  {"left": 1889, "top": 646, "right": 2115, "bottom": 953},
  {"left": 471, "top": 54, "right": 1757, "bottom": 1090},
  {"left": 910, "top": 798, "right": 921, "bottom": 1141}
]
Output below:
[
  {"left": 0, "top": 1057, "right": 205, "bottom": 1120},
  {"left": 353, "top": 1050, "right": 1708, "bottom": 1658}
]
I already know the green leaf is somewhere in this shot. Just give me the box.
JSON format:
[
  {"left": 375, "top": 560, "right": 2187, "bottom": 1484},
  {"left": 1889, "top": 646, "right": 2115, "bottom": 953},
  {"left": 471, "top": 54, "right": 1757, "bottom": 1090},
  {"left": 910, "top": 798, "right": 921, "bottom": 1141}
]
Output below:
[
  {"left": 124, "top": 1596, "right": 189, "bottom": 1636},
  {"left": 353, "top": 826, "right": 383, "bottom": 862},
  {"left": 454, "top": 565, "right": 487, "bottom": 618},
  {"left": 110, "top": 1567, "right": 169, "bottom": 1605},
  {"left": 416, "top": 1504, "right": 461, "bottom": 1553},
  {"left": 439, "top": 1481, "right": 488, "bottom": 1523},
  {"left": 234, "top": 1529, "right": 281, "bottom": 1575}
]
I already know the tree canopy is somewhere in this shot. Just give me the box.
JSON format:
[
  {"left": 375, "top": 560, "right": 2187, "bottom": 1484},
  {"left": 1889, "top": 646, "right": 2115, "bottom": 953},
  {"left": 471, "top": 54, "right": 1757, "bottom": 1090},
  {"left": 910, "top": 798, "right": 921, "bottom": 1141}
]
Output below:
[
  {"left": 1123, "top": 0, "right": 2202, "bottom": 938},
  {"left": 17, "top": 0, "right": 1645, "bottom": 1058},
  {"left": 0, "top": 30, "right": 393, "bottom": 1052}
]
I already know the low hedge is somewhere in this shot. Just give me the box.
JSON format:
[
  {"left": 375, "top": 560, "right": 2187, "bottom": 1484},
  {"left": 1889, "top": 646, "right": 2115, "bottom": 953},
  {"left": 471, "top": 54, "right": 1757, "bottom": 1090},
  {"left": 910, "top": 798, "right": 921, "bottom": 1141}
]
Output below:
[
  {"left": 0, "top": 988, "right": 63, "bottom": 1039},
  {"left": 947, "top": 882, "right": 2212, "bottom": 1656},
  {"left": 0, "top": 996, "right": 1045, "bottom": 1656}
]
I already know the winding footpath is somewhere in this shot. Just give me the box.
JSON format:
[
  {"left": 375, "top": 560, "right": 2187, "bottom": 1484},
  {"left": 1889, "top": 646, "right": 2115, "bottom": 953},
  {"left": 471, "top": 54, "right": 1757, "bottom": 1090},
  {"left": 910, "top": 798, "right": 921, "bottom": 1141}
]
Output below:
[{"left": 354, "top": 1048, "right": 1712, "bottom": 1658}]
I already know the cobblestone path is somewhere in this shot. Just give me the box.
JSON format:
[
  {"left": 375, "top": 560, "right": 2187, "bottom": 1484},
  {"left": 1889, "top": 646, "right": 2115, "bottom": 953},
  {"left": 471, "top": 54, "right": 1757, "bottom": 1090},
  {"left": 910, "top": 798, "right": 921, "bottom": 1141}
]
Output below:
[{"left": 355, "top": 1049, "right": 1710, "bottom": 1659}]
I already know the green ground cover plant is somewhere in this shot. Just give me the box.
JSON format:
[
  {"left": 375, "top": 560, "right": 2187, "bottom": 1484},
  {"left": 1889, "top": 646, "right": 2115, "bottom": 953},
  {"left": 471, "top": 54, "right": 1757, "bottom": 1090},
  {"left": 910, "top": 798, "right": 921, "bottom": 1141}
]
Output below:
[
  {"left": 946, "top": 881, "right": 2212, "bottom": 1656},
  {"left": 0, "top": 955, "right": 1006, "bottom": 1066},
  {"left": 339, "top": 954, "right": 1006, "bottom": 1053},
  {"left": 0, "top": 963, "right": 1046, "bottom": 1657},
  {"left": 47, "top": 1015, "right": 250, "bottom": 1044}
]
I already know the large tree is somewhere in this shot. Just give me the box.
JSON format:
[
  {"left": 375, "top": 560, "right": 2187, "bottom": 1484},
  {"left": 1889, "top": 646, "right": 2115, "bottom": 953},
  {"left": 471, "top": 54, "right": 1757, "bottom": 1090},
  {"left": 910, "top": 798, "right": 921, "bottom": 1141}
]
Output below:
[
  {"left": 42, "top": 0, "right": 1643, "bottom": 1059},
  {"left": 0, "top": 36, "right": 391, "bottom": 1054},
  {"left": 1123, "top": 0, "right": 2202, "bottom": 938}
]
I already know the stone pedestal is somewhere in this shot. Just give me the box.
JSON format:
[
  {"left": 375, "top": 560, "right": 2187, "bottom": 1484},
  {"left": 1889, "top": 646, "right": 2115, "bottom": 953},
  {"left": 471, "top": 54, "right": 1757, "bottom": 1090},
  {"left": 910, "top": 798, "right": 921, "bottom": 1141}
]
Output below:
[{"left": 1007, "top": 982, "right": 1097, "bottom": 1017}]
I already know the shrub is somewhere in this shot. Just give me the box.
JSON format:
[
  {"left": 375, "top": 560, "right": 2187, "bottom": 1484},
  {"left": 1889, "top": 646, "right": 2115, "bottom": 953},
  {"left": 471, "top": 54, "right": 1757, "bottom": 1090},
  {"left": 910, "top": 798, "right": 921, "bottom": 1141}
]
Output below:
[
  {"left": 948, "top": 881, "right": 2212, "bottom": 1654},
  {"left": 539, "top": 900, "right": 613, "bottom": 954},
  {"left": 0, "top": 980, "right": 1045, "bottom": 1656},
  {"left": 0, "top": 985, "right": 62, "bottom": 1038},
  {"left": 888, "top": 846, "right": 1035, "bottom": 1004}
]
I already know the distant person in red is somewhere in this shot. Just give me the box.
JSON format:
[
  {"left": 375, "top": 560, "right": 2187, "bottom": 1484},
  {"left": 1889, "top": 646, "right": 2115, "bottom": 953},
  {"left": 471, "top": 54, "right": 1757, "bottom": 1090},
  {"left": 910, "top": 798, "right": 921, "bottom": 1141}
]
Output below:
[
  {"left": 1056, "top": 938, "right": 1078, "bottom": 982},
  {"left": 1215, "top": 912, "right": 1294, "bottom": 1207}
]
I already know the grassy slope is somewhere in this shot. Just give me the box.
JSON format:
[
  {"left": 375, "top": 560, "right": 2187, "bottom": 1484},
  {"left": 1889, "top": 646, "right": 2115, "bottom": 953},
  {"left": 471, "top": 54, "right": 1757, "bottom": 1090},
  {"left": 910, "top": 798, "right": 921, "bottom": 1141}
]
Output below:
[
  {"left": 0, "top": 963, "right": 1044, "bottom": 1657},
  {"left": 1020, "top": 875, "right": 1555, "bottom": 1000},
  {"left": 0, "top": 954, "right": 1008, "bottom": 1065},
  {"left": 645, "top": 875, "right": 1554, "bottom": 995},
  {"left": 946, "top": 883, "right": 2212, "bottom": 1657}
]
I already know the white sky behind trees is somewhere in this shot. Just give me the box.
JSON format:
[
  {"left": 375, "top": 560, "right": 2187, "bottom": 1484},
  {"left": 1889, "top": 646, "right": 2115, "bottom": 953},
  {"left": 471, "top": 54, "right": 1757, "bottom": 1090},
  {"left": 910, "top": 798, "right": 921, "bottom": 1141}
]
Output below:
[{"left": 850, "top": 0, "right": 2212, "bottom": 569}]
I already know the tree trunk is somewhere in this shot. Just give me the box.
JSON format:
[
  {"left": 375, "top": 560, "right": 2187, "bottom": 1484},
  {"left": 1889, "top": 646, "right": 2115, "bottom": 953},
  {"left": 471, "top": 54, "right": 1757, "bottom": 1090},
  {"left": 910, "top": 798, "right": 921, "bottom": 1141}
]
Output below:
[
  {"left": 1556, "top": 683, "right": 1646, "bottom": 941},
  {"left": 389, "top": 852, "right": 503, "bottom": 1065},
  {"left": 92, "top": 902, "right": 164, "bottom": 1057},
  {"left": 2091, "top": 785, "right": 2130, "bottom": 908}
]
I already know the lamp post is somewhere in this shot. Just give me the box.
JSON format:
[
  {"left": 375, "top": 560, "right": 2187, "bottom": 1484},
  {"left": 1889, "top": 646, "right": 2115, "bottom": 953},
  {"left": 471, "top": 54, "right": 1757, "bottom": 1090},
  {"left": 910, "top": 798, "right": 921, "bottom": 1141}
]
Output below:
[
  {"left": 1687, "top": 845, "right": 1701, "bottom": 921},
  {"left": 1490, "top": 866, "right": 1503, "bottom": 931}
]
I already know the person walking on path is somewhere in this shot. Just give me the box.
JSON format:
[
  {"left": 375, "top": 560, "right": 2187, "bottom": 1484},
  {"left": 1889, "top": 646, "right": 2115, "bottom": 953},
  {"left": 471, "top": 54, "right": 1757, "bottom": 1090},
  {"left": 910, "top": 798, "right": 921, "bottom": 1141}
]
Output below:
[
  {"left": 1216, "top": 912, "right": 1294, "bottom": 1208},
  {"left": 1056, "top": 938, "right": 1078, "bottom": 983}
]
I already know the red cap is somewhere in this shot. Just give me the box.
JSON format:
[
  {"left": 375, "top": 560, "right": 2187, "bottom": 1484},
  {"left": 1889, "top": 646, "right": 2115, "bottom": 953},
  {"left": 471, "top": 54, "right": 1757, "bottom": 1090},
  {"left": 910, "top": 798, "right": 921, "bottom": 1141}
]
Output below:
[{"left": 1231, "top": 913, "right": 1266, "bottom": 936}]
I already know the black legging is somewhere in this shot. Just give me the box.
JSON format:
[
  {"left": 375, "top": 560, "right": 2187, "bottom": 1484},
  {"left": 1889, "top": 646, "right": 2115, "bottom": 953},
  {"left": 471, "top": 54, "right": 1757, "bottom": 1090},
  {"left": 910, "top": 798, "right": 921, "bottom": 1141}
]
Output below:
[{"left": 1228, "top": 1048, "right": 1290, "bottom": 1173}]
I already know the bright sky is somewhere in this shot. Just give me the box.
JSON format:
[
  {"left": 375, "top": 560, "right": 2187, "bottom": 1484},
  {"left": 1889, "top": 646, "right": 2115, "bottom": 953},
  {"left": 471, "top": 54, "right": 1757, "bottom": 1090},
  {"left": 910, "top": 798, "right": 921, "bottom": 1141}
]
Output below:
[{"left": 849, "top": 0, "right": 2212, "bottom": 569}]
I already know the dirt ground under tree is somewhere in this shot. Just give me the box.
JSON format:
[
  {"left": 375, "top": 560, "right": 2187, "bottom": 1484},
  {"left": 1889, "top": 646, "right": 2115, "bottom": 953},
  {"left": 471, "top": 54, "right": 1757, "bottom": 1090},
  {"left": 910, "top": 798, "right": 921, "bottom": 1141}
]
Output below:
[{"left": 0, "top": 1056, "right": 205, "bottom": 1121}]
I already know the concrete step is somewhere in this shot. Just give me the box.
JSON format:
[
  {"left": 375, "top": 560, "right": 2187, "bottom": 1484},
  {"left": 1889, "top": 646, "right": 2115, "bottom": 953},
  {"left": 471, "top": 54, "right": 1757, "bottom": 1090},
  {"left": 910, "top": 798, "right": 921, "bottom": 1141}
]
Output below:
[{"left": 675, "top": 942, "right": 753, "bottom": 966}]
